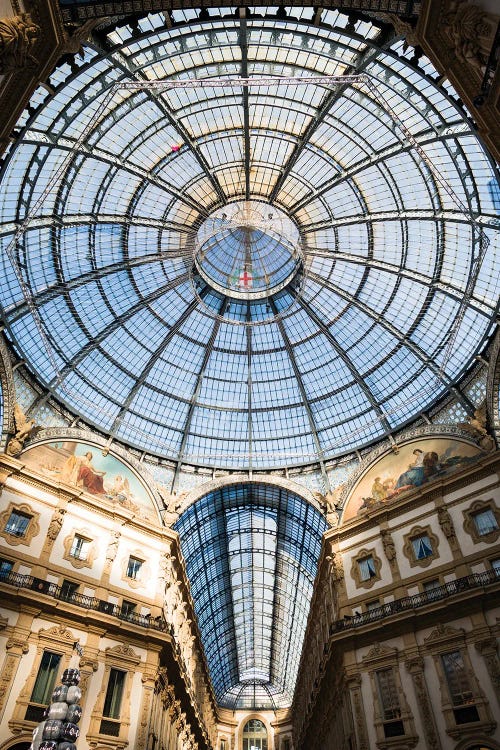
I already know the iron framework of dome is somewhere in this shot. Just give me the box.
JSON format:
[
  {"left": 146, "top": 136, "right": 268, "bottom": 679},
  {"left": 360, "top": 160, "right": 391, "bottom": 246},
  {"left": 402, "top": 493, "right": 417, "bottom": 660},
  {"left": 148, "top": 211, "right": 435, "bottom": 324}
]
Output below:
[{"left": 0, "top": 7, "right": 499, "bottom": 475}]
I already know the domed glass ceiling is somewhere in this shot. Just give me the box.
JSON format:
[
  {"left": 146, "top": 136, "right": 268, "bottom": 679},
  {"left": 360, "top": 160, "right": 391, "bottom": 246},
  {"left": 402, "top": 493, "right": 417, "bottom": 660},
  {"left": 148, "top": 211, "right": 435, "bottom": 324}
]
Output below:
[{"left": 0, "top": 7, "right": 499, "bottom": 470}]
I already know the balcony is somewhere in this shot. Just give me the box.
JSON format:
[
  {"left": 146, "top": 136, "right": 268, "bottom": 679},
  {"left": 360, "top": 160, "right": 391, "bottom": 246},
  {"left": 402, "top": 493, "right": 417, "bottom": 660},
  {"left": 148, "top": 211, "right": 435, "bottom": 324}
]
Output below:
[
  {"left": 330, "top": 569, "right": 500, "bottom": 634},
  {"left": 0, "top": 570, "right": 170, "bottom": 634}
]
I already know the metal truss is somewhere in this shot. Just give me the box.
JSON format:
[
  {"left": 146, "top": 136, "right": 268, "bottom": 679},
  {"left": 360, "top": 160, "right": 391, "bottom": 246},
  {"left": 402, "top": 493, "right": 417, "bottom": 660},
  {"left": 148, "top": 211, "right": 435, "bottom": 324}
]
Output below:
[{"left": 2, "top": 71, "right": 492, "bottom": 461}]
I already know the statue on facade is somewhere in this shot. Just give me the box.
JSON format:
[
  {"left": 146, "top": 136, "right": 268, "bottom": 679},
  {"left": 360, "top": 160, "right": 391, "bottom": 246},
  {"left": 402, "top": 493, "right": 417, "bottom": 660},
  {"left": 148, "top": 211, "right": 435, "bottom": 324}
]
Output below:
[
  {"left": 437, "top": 506, "right": 456, "bottom": 540},
  {"left": 442, "top": 0, "right": 498, "bottom": 73},
  {"left": 381, "top": 529, "right": 397, "bottom": 563},
  {"left": 459, "top": 402, "right": 495, "bottom": 452},
  {"left": 47, "top": 507, "right": 66, "bottom": 541},
  {"left": 6, "top": 403, "right": 39, "bottom": 456},
  {"left": 0, "top": 13, "right": 40, "bottom": 74}
]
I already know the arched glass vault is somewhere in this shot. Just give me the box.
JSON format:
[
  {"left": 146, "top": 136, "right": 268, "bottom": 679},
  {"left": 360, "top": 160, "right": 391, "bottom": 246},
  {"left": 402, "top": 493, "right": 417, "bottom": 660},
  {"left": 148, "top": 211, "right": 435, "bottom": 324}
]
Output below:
[
  {"left": 0, "top": 6, "right": 498, "bottom": 473},
  {"left": 174, "top": 483, "right": 327, "bottom": 709}
]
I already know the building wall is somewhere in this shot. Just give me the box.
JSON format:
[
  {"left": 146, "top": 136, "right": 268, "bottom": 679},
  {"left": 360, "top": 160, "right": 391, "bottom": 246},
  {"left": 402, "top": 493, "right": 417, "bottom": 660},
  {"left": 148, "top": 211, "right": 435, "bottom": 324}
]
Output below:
[
  {"left": 294, "top": 452, "right": 500, "bottom": 750},
  {"left": 0, "top": 452, "right": 217, "bottom": 750}
]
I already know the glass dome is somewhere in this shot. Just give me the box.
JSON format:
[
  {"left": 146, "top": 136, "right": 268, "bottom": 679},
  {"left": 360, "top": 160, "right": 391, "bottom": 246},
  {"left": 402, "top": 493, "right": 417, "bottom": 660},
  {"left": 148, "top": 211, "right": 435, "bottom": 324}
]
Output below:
[{"left": 0, "top": 7, "right": 498, "bottom": 470}]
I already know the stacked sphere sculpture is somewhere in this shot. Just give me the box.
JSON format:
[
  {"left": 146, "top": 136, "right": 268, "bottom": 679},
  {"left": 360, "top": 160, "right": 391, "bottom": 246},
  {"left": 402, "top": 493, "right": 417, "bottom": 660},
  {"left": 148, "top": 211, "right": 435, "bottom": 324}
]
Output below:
[{"left": 30, "top": 667, "right": 82, "bottom": 750}]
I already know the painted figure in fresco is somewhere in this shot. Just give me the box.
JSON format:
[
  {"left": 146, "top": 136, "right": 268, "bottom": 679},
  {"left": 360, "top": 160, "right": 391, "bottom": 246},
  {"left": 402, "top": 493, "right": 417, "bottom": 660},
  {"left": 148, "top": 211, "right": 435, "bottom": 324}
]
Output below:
[
  {"left": 77, "top": 451, "right": 106, "bottom": 494},
  {"left": 110, "top": 474, "right": 132, "bottom": 502},
  {"left": 394, "top": 449, "right": 440, "bottom": 490}
]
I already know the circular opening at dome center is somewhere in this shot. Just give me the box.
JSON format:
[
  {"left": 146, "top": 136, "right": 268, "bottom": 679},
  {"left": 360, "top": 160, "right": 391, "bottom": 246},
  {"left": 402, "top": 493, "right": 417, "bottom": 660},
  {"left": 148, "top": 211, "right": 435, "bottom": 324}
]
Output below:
[{"left": 194, "top": 201, "right": 302, "bottom": 300}]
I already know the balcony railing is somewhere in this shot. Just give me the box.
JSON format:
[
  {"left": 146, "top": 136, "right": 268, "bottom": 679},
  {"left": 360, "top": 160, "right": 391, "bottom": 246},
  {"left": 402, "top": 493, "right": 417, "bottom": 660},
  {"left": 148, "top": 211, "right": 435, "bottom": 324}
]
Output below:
[
  {"left": 331, "top": 569, "right": 500, "bottom": 634},
  {"left": 0, "top": 570, "right": 171, "bottom": 634}
]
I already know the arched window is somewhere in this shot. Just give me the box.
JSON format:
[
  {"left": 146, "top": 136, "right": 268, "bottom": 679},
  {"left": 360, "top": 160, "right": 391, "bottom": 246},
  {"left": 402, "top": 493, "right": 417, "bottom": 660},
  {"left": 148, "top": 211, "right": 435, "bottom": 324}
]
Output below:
[{"left": 243, "top": 718, "right": 268, "bottom": 750}]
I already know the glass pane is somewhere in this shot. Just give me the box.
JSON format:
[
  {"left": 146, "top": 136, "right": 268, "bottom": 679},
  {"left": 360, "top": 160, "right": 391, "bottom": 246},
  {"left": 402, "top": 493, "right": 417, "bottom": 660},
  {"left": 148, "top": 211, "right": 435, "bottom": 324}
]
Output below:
[
  {"left": 376, "top": 668, "right": 401, "bottom": 720},
  {"left": 441, "top": 651, "right": 474, "bottom": 706},
  {"left": 103, "top": 668, "right": 125, "bottom": 718},
  {"left": 5, "top": 511, "right": 31, "bottom": 537},
  {"left": 473, "top": 509, "right": 498, "bottom": 535},
  {"left": 30, "top": 651, "right": 61, "bottom": 704}
]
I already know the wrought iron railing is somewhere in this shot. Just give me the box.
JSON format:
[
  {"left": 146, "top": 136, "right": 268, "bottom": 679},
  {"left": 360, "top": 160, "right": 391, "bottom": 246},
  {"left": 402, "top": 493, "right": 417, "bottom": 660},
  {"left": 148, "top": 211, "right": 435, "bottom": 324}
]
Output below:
[
  {"left": 330, "top": 569, "right": 500, "bottom": 634},
  {"left": 0, "top": 570, "right": 171, "bottom": 634}
]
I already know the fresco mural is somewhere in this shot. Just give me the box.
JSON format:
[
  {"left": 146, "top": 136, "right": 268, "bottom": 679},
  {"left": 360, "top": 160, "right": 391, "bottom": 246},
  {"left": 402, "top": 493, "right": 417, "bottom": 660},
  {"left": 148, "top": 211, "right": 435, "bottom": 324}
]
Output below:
[
  {"left": 343, "top": 438, "right": 483, "bottom": 520},
  {"left": 22, "top": 440, "right": 157, "bottom": 521}
]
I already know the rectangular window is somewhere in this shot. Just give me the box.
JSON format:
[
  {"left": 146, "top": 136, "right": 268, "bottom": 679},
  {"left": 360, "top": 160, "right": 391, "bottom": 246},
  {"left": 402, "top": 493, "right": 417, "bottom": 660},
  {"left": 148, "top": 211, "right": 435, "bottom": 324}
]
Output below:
[
  {"left": 70, "top": 534, "right": 91, "bottom": 561},
  {"left": 473, "top": 508, "right": 499, "bottom": 536},
  {"left": 358, "top": 555, "right": 376, "bottom": 581},
  {"left": 0, "top": 558, "right": 13, "bottom": 578},
  {"left": 30, "top": 651, "right": 61, "bottom": 705},
  {"left": 126, "top": 556, "right": 143, "bottom": 580},
  {"left": 441, "top": 650, "right": 480, "bottom": 724},
  {"left": 423, "top": 579, "right": 442, "bottom": 599},
  {"left": 441, "top": 651, "right": 474, "bottom": 705},
  {"left": 366, "top": 599, "right": 381, "bottom": 611},
  {"left": 375, "top": 668, "right": 404, "bottom": 737},
  {"left": 411, "top": 534, "right": 433, "bottom": 559},
  {"left": 491, "top": 558, "right": 500, "bottom": 576},
  {"left": 60, "top": 579, "right": 79, "bottom": 600},
  {"left": 5, "top": 510, "right": 31, "bottom": 537},
  {"left": 103, "top": 668, "right": 125, "bottom": 719}
]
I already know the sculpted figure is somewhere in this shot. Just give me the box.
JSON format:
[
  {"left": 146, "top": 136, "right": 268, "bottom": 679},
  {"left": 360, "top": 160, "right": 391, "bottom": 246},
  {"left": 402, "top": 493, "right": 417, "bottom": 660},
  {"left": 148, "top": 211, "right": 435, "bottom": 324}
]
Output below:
[
  {"left": 459, "top": 402, "right": 495, "bottom": 451},
  {"left": 47, "top": 507, "right": 66, "bottom": 541},
  {"left": 6, "top": 403, "right": 37, "bottom": 456},
  {"left": 381, "top": 529, "right": 396, "bottom": 562},
  {"left": 443, "top": 1, "right": 496, "bottom": 71},
  {"left": 0, "top": 13, "right": 40, "bottom": 73}
]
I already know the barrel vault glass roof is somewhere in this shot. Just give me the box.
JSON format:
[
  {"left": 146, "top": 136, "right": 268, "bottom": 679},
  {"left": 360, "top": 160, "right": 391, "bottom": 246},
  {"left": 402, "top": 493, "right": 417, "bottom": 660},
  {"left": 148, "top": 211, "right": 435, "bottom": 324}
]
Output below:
[
  {"left": 174, "top": 482, "right": 327, "bottom": 709},
  {"left": 0, "top": 7, "right": 499, "bottom": 471}
]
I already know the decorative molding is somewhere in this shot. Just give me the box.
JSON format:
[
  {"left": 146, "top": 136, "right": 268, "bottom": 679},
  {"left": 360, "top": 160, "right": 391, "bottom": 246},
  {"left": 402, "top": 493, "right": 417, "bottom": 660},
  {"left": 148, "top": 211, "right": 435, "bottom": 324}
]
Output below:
[
  {"left": 463, "top": 498, "right": 500, "bottom": 544},
  {"left": 0, "top": 500, "right": 40, "bottom": 547},
  {"left": 402, "top": 524, "right": 440, "bottom": 568},
  {"left": 62, "top": 528, "right": 98, "bottom": 569},
  {"left": 350, "top": 548, "right": 382, "bottom": 589},
  {"left": 166, "top": 472, "right": 322, "bottom": 521}
]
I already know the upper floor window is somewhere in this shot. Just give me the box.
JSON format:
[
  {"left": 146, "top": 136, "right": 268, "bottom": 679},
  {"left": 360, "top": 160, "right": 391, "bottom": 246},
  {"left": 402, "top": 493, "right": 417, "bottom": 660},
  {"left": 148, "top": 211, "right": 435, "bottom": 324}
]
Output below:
[
  {"left": 464, "top": 501, "right": 500, "bottom": 544},
  {"left": 60, "top": 579, "right": 79, "bottom": 600},
  {"left": 351, "top": 548, "right": 381, "bottom": 588},
  {"left": 5, "top": 509, "right": 31, "bottom": 538},
  {"left": 126, "top": 556, "right": 143, "bottom": 580},
  {"left": 70, "top": 534, "right": 91, "bottom": 561},
  {"left": 411, "top": 534, "right": 433, "bottom": 560},
  {"left": 120, "top": 600, "right": 136, "bottom": 618},
  {"left": 99, "top": 667, "right": 126, "bottom": 736},
  {"left": 472, "top": 508, "right": 499, "bottom": 536},
  {"left": 491, "top": 558, "right": 500, "bottom": 577},
  {"left": 358, "top": 555, "right": 376, "bottom": 581},
  {"left": 103, "top": 668, "right": 125, "bottom": 719}
]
